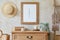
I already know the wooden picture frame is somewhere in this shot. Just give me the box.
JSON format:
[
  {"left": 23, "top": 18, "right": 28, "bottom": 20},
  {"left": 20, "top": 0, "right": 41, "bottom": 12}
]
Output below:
[
  {"left": 21, "top": 2, "right": 39, "bottom": 25},
  {"left": 54, "top": 0, "right": 60, "bottom": 6}
]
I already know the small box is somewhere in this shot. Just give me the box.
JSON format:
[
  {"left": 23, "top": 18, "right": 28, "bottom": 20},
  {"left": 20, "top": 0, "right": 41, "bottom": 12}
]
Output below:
[{"left": 14, "top": 27, "right": 24, "bottom": 31}]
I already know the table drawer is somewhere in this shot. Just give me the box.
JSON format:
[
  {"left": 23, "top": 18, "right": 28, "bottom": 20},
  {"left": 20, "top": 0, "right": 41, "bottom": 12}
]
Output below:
[{"left": 12, "top": 34, "right": 47, "bottom": 40}]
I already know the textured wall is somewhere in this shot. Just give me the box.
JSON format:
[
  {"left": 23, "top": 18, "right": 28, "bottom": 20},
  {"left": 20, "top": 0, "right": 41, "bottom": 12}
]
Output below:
[{"left": 0, "top": 0, "right": 55, "bottom": 40}]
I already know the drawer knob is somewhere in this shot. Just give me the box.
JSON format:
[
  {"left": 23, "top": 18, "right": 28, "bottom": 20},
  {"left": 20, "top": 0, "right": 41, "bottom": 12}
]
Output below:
[{"left": 27, "top": 36, "right": 33, "bottom": 39}]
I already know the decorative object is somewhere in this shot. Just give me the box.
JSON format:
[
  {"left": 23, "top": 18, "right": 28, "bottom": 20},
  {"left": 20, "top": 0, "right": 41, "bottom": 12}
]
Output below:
[
  {"left": 52, "top": 24, "right": 59, "bottom": 31},
  {"left": 2, "top": 2, "right": 17, "bottom": 18},
  {"left": 52, "top": 7, "right": 60, "bottom": 24},
  {"left": 39, "top": 23, "right": 50, "bottom": 40},
  {"left": 13, "top": 27, "right": 25, "bottom": 31},
  {"left": 54, "top": 0, "right": 60, "bottom": 6},
  {"left": 21, "top": 2, "right": 39, "bottom": 25},
  {"left": 33, "top": 25, "right": 40, "bottom": 31},
  {"left": 0, "top": 30, "right": 2, "bottom": 38},
  {"left": 0, "top": 34, "right": 10, "bottom": 40},
  {"left": 52, "top": 24, "right": 59, "bottom": 40},
  {"left": 39, "top": 23, "right": 50, "bottom": 32},
  {"left": 52, "top": 0, "right": 59, "bottom": 40},
  {"left": 0, "top": 29, "right": 10, "bottom": 40},
  {"left": 15, "top": 27, "right": 24, "bottom": 31},
  {"left": 52, "top": 0, "right": 60, "bottom": 24}
]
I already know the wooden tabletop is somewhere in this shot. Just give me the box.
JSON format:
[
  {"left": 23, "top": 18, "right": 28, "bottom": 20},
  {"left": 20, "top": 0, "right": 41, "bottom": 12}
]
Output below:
[{"left": 12, "top": 31, "right": 48, "bottom": 34}]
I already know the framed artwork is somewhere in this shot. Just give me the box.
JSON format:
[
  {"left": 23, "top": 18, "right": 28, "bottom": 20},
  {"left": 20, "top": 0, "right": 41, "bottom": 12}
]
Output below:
[
  {"left": 21, "top": 2, "right": 39, "bottom": 25},
  {"left": 54, "top": 0, "right": 60, "bottom": 6}
]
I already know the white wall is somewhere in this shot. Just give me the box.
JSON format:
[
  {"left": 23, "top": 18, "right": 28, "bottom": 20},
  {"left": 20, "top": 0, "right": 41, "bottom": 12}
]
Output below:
[{"left": 0, "top": 0, "right": 57, "bottom": 40}]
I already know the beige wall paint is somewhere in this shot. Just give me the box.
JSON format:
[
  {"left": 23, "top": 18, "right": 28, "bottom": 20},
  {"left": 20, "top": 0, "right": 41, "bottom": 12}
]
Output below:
[{"left": 0, "top": 0, "right": 59, "bottom": 40}]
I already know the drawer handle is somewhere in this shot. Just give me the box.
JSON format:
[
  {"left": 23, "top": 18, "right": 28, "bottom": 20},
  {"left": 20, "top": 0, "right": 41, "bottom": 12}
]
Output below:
[{"left": 27, "top": 36, "right": 33, "bottom": 39}]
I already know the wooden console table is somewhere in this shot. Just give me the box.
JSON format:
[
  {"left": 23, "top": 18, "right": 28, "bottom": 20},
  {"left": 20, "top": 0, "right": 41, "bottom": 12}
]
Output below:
[{"left": 12, "top": 31, "right": 48, "bottom": 40}]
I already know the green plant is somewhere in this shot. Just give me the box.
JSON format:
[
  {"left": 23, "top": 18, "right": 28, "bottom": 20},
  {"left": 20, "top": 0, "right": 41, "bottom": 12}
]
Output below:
[{"left": 40, "top": 23, "right": 50, "bottom": 32}]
